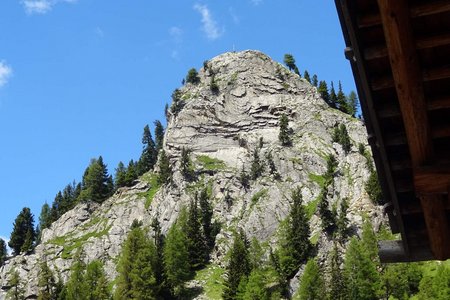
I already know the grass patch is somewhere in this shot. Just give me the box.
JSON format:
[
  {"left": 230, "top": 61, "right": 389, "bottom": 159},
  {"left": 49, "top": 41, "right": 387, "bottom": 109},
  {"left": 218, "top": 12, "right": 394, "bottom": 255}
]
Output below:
[
  {"left": 251, "top": 189, "right": 268, "bottom": 207},
  {"left": 309, "top": 232, "right": 320, "bottom": 245},
  {"left": 305, "top": 197, "right": 320, "bottom": 220},
  {"left": 144, "top": 174, "right": 160, "bottom": 209},
  {"left": 194, "top": 264, "right": 225, "bottom": 299},
  {"left": 197, "top": 155, "right": 226, "bottom": 171},
  {"left": 308, "top": 173, "right": 326, "bottom": 188}
]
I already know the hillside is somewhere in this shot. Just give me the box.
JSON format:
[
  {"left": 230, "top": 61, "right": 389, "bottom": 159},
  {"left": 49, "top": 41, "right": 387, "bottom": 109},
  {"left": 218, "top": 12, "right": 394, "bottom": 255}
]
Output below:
[{"left": 0, "top": 50, "right": 383, "bottom": 299}]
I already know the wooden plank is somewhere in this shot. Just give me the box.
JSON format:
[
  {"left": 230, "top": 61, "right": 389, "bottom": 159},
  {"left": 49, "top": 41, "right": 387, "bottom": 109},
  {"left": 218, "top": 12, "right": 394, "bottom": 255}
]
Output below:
[
  {"left": 365, "top": 33, "right": 450, "bottom": 60},
  {"left": 377, "top": 0, "right": 450, "bottom": 260},
  {"left": 414, "top": 165, "right": 450, "bottom": 194},
  {"left": 359, "top": 1, "right": 450, "bottom": 28},
  {"left": 419, "top": 195, "right": 450, "bottom": 260},
  {"left": 379, "top": 96, "right": 450, "bottom": 118}
]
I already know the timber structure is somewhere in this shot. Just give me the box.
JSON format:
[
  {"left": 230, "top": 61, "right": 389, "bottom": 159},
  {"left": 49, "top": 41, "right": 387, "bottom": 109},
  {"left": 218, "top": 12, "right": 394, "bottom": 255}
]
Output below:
[{"left": 335, "top": 0, "right": 450, "bottom": 262}]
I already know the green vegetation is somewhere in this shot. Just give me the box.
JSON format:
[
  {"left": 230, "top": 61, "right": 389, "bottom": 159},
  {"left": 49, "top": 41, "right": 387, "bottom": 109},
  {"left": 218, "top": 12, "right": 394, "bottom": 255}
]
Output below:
[
  {"left": 194, "top": 265, "right": 225, "bottom": 300},
  {"left": 186, "top": 68, "right": 200, "bottom": 84},
  {"left": 142, "top": 173, "right": 160, "bottom": 209},
  {"left": 9, "top": 207, "right": 36, "bottom": 255},
  {"left": 279, "top": 114, "right": 292, "bottom": 146},
  {"left": 294, "top": 259, "right": 325, "bottom": 300},
  {"left": 308, "top": 173, "right": 326, "bottom": 188},
  {"left": 366, "top": 170, "right": 383, "bottom": 205},
  {"left": 332, "top": 123, "right": 351, "bottom": 154},
  {"left": 283, "top": 54, "right": 300, "bottom": 75},
  {"left": 197, "top": 155, "right": 226, "bottom": 171},
  {"left": 250, "top": 189, "right": 268, "bottom": 207},
  {"left": 157, "top": 149, "right": 172, "bottom": 186}
]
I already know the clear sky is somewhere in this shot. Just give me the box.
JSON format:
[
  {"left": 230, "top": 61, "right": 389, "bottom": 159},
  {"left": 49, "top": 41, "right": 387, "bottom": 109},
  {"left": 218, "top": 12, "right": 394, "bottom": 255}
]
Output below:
[{"left": 0, "top": 0, "right": 356, "bottom": 240}]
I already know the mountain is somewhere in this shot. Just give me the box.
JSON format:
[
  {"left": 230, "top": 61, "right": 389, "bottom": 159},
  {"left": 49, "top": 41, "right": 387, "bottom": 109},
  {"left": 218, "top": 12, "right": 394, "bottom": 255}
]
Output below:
[{"left": 0, "top": 50, "right": 383, "bottom": 299}]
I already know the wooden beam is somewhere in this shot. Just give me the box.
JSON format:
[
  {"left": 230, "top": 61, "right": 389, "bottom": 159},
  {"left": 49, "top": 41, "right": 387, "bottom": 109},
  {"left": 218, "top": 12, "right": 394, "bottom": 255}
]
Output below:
[
  {"left": 419, "top": 195, "right": 450, "bottom": 260},
  {"left": 377, "top": 0, "right": 450, "bottom": 260},
  {"left": 414, "top": 165, "right": 450, "bottom": 194},
  {"left": 365, "top": 33, "right": 450, "bottom": 60},
  {"left": 359, "top": 0, "right": 450, "bottom": 28},
  {"left": 378, "top": 96, "right": 450, "bottom": 119}
]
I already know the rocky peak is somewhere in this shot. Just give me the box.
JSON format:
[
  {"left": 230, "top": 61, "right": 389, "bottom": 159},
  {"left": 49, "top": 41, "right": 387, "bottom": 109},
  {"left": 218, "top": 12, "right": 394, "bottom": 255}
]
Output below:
[{"left": 0, "top": 50, "right": 384, "bottom": 299}]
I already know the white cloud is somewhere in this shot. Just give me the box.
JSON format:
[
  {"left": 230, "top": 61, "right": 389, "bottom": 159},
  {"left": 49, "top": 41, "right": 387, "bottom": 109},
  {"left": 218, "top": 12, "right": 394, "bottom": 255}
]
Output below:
[
  {"left": 21, "top": 0, "right": 77, "bottom": 15},
  {"left": 0, "top": 61, "right": 12, "bottom": 88},
  {"left": 169, "top": 26, "right": 183, "bottom": 44},
  {"left": 193, "top": 4, "right": 223, "bottom": 40}
]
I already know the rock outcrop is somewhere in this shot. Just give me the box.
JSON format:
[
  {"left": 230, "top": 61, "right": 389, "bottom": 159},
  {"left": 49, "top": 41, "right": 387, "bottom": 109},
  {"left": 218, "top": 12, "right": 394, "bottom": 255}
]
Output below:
[{"left": 0, "top": 50, "right": 384, "bottom": 299}]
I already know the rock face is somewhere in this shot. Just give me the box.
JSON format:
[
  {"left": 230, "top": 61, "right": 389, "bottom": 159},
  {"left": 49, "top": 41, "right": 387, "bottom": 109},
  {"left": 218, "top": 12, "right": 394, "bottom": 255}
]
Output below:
[{"left": 0, "top": 50, "right": 384, "bottom": 299}]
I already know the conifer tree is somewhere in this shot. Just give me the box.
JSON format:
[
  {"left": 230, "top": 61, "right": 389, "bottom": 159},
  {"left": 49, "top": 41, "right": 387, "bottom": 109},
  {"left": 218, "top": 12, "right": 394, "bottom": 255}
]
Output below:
[
  {"left": 198, "top": 188, "right": 215, "bottom": 250},
  {"left": 318, "top": 189, "right": 336, "bottom": 235},
  {"left": 266, "top": 151, "right": 280, "bottom": 180},
  {"left": 170, "top": 88, "right": 185, "bottom": 116},
  {"left": 343, "top": 237, "right": 380, "bottom": 300},
  {"left": 115, "top": 222, "right": 157, "bottom": 300},
  {"left": 318, "top": 81, "right": 330, "bottom": 105},
  {"left": 279, "top": 114, "right": 292, "bottom": 146},
  {"left": 417, "top": 263, "right": 449, "bottom": 300},
  {"left": 185, "top": 199, "right": 208, "bottom": 269},
  {"left": 84, "top": 260, "right": 111, "bottom": 300},
  {"left": 138, "top": 124, "right": 157, "bottom": 175},
  {"left": 37, "top": 260, "right": 56, "bottom": 300},
  {"left": 239, "top": 165, "right": 250, "bottom": 190},
  {"left": 163, "top": 216, "right": 190, "bottom": 297},
  {"left": 278, "top": 187, "right": 312, "bottom": 279},
  {"left": 186, "top": 68, "right": 200, "bottom": 84},
  {"left": 114, "top": 161, "right": 127, "bottom": 189},
  {"left": 66, "top": 251, "right": 88, "bottom": 300},
  {"left": 7, "top": 269, "right": 24, "bottom": 300},
  {"left": 180, "top": 147, "right": 195, "bottom": 181},
  {"left": 0, "top": 238, "right": 6, "bottom": 266},
  {"left": 332, "top": 124, "right": 351, "bottom": 154},
  {"left": 366, "top": 171, "right": 383, "bottom": 204},
  {"left": 223, "top": 230, "right": 251, "bottom": 300},
  {"left": 329, "top": 81, "right": 338, "bottom": 109},
  {"left": 124, "top": 160, "right": 138, "bottom": 187},
  {"left": 250, "top": 147, "right": 264, "bottom": 180},
  {"left": 312, "top": 74, "right": 318, "bottom": 87},
  {"left": 283, "top": 54, "right": 299, "bottom": 75},
  {"left": 154, "top": 120, "right": 165, "bottom": 153},
  {"left": 241, "top": 269, "right": 270, "bottom": 300},
  {"left": 337, "top": 81, "right": 348, "bottom": 113},
  {"left": 336, "top": 198, "right": 350, "bottom": 240},
  {"left": 9, "top": 207, "right": 36, "bottom": 255},
  {"left": 347, "top": 90, "right": 359, "bottom": 118},
  {"left": 329, "top": 244, "right": 346, "bottom": 300},
  {"left": 296, "top": 259, "right": 326, "bottom": 300},
  {"left": 79, "top": 157, "right": 113, "bottom": 203},
  {"left": 38, "top": 203, "right": 52, "bottom": 234},
  {"left": 303, "top": 70, "right": 311, "bottom": 83},
  {"left": 150, "top": 217, "right": 169, "bottom": 297},
  {"left": 157, "top": 150, "right": 172, "bottom": 186}
]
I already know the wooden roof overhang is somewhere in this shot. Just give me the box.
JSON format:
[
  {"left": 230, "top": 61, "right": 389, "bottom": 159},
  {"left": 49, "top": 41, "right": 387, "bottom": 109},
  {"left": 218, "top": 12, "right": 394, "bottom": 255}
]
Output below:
[{"left": 335, "top": 0, "right": 450, "bottom": 262}]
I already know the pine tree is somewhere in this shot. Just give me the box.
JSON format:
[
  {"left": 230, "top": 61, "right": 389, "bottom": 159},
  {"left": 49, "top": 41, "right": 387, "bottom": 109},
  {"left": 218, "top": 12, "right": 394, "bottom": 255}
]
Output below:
[
  {"left": 150, "top": 217, "right": 169, "bottom": 298},
  {"left": 223, "top": 230, "right": 251, "bottom": 300},
  {"left": 278, "top": 187, "right": 312, "bottom": 279},
  {"left": 312, "top": 74, "right": 318, "bottom": 87},
  {"left": 266, "top": 151, "right": 280, "bottom": 179},
  {"left": 296, "top": 259, "right": 326, "bottom": 300},
  {"left": 318, "top": 81, "right": 330, "bottom": 105},
  {"left": 347, "top": 91, "right": 359, "bottom": 117},
  {"left": 157, "top": 150, "right": 172, "bottom": 186},
  {"left": 241, "top": 269, "right": 270, "bottom": 300},
  {"left": 66, "top": 251, "right": 88, "bottom": 300},
  {"left": 329, "top": 244, "right": 346, "bottom": 300},
  {"left": 9, "top": 207, "right": 36, "bottom": 255},
  {"left": 283, "top": 54, "right": 298, "bottom": 74},
  {"left": 337, "top": 81, "right": 348, "bottom": 113},
  {"left": 38, "top": 203, "right": 52, "bottom": 234},
  {"left": 332, "top": 124, "right": 351, "bottom": 154},
  {"left": 329, "top": 81, "right": 338, "bottom": 109},
  {"left": 170, "top": 88, "right": 185, "bottom": 116},
  {"left": 418, "top": 263, "right": 449, "bottom": 300},
  {"left": 124, "top": 160, "right": 138, "bottom": 187},
  {"left": 180, "top": 147, "right": 195, "bottom": 181},
  {"left": 114, "top": 222, "right": 157, "bottom": 300},
  {"left": 50, "top": 191, "right": 64, "bottom": 223},
  {"left": 318, "top": 189, "right": 336, "bottom": 235},
  {"left": 138, "top": 124, "right": 157, "bottom": 175},
  {"left": 79, "top": 157, "right": 113, "bottom": 203},
  {"left": 163, "top": 217, "right": 191, "bottom": 297},
  {"left": 381, "top": 262, "right": 421, "bottom": 300},
  {"left": 278, "top": 114, "right": 292, "bottom": 146},
  {"left": 343, "top": 237, "right": 380, "bottom": 300},
  {"left": 185, "top": 199, "right": 208, "bottom": 269},
  {"left": 239, "top": 165, "right": 250, "bottom": 190},
  {"left": 303, "top": 70, "right": 311, "bottom": 83},
  {"left": 336, "top": 198, "right": 350, "bottom": 240},
  {"left": 114, "top": 161, "right": 127, "bottom": 188},
  {"left": 84, "top": 260, "right": 111, "bottom": 300},
  {"left": 250, "top": 147, "right": 264, "bottom": 180},
  {"left": 366, "top": 170, "right": 383, "bottom": 204},
  {"left": 186, "top": 68, "right": 200, "bottom": 84},
  {"left": 37, "top": 260, "right": 56, "bottom": 300},
  {"left": 0, "top": 238, "right": 6, "bottom": 266},
  {"left": 154, "top": 120, "right": 165, "bottom": 153},
  {"left": 7, "top": 269, "right": 24, "bottom": 300},
  {"left": 198, "top": 188, "right": 215, "bottom": 249}
]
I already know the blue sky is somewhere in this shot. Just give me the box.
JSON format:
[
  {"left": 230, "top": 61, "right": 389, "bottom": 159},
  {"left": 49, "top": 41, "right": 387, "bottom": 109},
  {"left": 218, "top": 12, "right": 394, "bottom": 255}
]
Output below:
[{"left": 0, "top": 0, "right": 356, "bottom": 240}]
